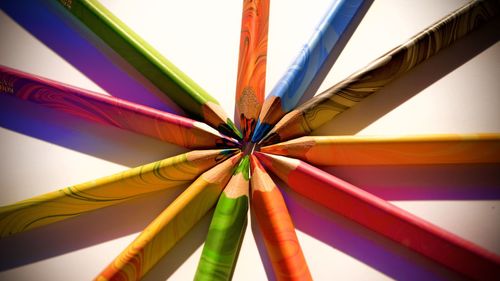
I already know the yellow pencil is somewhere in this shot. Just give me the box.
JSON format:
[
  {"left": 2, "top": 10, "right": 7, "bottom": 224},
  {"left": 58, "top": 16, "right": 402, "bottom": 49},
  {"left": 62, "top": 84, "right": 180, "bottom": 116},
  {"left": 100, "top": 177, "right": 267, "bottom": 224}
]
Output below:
[{"left": 0, "top": 149, "right": 238, "bottom": 238}]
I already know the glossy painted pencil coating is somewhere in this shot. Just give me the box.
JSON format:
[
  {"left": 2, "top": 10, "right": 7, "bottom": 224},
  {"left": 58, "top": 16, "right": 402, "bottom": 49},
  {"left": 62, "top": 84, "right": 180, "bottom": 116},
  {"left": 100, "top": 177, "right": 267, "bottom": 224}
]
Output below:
[
  {"left": 261, "top": 133, "right": 500, "bottom": 166},
  {"left": 0, "top": 65, "right": 239, "bottom": 149},
  {"left": 194, "top": 156, "right": 250, "bottom": 281},
  {"left": 235, "top": 0, "right": 269, "bottom": 141},
  {"left": 259, "top": 0, "right": 500, "bottom": 145},
  {"left": 57, "top": 0, "right": 242, "bottom": 140},
  {"left": 250, "top": 155, "right": 312, "bottom": 281},
  {"left": 256, "top": 152, "right": 500, "bottom": 280},
  {"left": 96, "top": 153, "right": 241, "bottom": 281},
  {"left": 0, "top": 149, "right": 238, "bottom": 238},
  {"left": 251, "top": 0, "right": 366, "bottom": 142}
]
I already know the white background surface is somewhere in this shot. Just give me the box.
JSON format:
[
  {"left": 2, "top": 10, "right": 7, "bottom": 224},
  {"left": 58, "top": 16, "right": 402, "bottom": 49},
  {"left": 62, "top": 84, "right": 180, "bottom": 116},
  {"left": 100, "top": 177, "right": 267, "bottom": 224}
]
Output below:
[{"left": 1, "top": 0, "right": 499, "bottom": 280}]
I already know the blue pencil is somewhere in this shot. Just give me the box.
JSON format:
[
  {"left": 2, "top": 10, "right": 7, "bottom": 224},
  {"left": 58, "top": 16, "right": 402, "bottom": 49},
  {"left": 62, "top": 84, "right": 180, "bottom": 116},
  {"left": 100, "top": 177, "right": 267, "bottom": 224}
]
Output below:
[{"left": 252, "top": 0, "right": 366, "bottom": 142}]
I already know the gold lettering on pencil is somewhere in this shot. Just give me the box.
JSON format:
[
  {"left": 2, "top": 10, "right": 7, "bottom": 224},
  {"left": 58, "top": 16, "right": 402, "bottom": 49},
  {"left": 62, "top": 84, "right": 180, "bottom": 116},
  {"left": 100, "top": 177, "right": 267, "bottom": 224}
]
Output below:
[
  {"left": 0, "top": 79, "right": 14, "bottom": 95},
  {"left": 60, "top": 0, "right": 72, "bottom": 9}
]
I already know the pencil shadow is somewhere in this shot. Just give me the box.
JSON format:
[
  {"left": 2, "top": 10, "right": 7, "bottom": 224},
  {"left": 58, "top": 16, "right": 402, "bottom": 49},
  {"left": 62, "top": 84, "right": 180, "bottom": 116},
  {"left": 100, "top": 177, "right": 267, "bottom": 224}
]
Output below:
[
  {"left": 312, "top": 16, "right": 500, "bottom": 136},
  {"left": 276, "top": 178, "right": 468, "bottom": 281},
  {"left": 321, "top": 163, "right": 500, "bottom": 200},
  {"left": 0, "top": 94, "right": 187, "bottom": 167},
  {"left": 144, "top": 206, "right": 251, "bottom": 280},
  {"left": 0, "top": 0, "right": 183, "bottom": 114},
  {"left": 142, "top": 209, "right": 214, "bottom": 281},
  {"left": 297, "top": 0, "right": 374, "bottom": 106},
  {"left": 250, "top": 208, "right": 277, "bottom": 281},
  {"left": 0, "top": 186, "right": 186, "bottom": 271}
]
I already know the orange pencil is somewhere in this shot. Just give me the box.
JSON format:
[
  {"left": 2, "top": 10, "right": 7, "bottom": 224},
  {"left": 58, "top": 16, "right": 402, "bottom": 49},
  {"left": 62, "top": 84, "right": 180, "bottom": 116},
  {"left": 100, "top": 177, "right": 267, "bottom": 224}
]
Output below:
[
  {"left": 235, "top": 0, "right": 270, "bottom": 141},
  {"left": 250, "top": 155, "right": 312, "bottom": 281},
  {"left": 261, "top": 133, "right": 500, "bottom": 166},
  {"left": 96, "top": 153, "right": 241, "bottom": 281}
]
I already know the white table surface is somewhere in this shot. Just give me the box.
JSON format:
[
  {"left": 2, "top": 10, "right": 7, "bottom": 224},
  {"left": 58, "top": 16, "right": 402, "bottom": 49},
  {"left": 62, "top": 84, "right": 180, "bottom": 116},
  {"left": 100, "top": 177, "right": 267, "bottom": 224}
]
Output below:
[{"left": 0, "top": 0, "right": 499, "bottom": 280}]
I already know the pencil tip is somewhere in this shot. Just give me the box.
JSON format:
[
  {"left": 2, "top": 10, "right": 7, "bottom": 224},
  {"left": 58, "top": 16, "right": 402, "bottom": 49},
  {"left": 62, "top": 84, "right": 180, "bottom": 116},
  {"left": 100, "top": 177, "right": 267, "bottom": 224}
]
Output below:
[
  {"left": 251, "top": 121, "right": 272, "bottom": 143},
  {"left": 233, "top": 155, "right": 250, "bottom": 180},
  {"left": 259, "top": 132, "right": 280, "bottom": 147},
  {"left": 218, "top": 121, "right": 243, "bottom": 141},
  {"left": 259, "top": 144, "right": 279, "bottom": 154}
]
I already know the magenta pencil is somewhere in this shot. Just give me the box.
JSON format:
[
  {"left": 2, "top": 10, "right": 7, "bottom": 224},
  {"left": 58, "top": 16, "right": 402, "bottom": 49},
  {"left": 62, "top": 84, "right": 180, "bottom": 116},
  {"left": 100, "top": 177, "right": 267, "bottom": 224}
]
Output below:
[{"left": 0, "top": 65, "right": 238, "bottom": 149}]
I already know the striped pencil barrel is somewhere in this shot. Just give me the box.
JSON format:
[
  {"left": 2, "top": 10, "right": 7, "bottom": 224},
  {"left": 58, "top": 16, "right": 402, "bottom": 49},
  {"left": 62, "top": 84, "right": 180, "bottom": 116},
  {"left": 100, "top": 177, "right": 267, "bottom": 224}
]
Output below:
[
  {"left": 0, "top": 65, "right": 239, "bottom": 149},
  {"left": 235, "top": 0, "right": 270, "bottom": 141},
  {"left": 259, "top": 0, "right": 500, "bottom": 145},
  {"left": 250, "top": 155, "right": 312, "bottom": 281},
  {"left": 0, "top": 149, "right": 238, "bottom": 238},
  {"left": 57, "top": 0, "right": 242, "bottom": 140},
  {"left": 255, "top": 152, "right": 500, "bottom": 280},
  {"left": 96, "top": 153, "right": 242, "bottom": 281},
  {"left": 194, "top": 156, "right": 250, "bottom": 281},
  {"left": 261, "top": 133, "right": 500, "bottom": 166},
  {"left": 251, "top": 0, "right": 366, "bottom": 142}
]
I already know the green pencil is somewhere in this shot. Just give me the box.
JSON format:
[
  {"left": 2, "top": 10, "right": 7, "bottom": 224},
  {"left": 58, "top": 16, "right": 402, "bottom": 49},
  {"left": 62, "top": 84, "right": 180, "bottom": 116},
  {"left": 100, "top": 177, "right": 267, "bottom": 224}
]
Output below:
[
  {"left": 194, "top": 155, "right": 250, "bottom": 281},
  {"left": 58, "top": 0, "right": 242, "bottom": 140}
]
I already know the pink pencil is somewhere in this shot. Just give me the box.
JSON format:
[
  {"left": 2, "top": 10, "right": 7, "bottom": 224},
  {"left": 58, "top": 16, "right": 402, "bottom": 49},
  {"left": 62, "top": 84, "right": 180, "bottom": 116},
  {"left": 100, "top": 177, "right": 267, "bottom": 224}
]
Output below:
[{"left": 0, "top": 65, "right": 238, "bottom": 149}]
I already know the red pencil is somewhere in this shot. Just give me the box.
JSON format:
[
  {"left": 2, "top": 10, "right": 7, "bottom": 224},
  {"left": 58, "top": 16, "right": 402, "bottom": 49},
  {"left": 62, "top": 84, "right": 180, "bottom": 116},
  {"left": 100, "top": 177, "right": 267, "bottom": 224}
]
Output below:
[
  {"left": 255, "top": 152, "right": 500, "bottom": 281},
  {"left": 250, "top": 155, "right": 312, "bottom": 281},
  {"left": 0, "top": 65, "right": 238, "bottom": 149}
]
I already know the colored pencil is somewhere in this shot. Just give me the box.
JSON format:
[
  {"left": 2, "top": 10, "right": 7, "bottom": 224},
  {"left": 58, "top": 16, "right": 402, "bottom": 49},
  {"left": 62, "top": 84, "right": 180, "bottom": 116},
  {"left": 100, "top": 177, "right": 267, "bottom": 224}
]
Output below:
[
  {"left": 235, "top": 0, "right": 270, "bottom": 141},
  {"left": 194, "top": 155, "right": 250, "bottom": 281},
  {"left": 259, "top": 0, "right": 500, "bottom": 145},
  {"left": 250, "top": 155, "right": 312, "bottom": 281},
  {"left": 0, "top": 65, "right": 239, "bottom": 149},
  {"left": 57, "top": 0, "right": 242, "bottom": 140},
  {"left": 255, "top": 152, "right": 500, "bottom": 280},
  {"left": 261, "top": 133, "right": 500, "bottom": 166},
  {"left": 252, "top": 0, "right": 366, "bottom": 142},
  {"left": 95, "top": 153, "right": 241, "bottom": 281},
  {"left": 0, "top": 149, "right": 238, "bottom": 238}
]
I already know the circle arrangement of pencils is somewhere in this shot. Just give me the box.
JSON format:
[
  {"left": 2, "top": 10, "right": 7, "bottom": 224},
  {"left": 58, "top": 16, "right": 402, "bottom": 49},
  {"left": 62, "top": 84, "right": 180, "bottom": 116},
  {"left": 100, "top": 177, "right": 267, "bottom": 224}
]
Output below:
[{"left": 1, "top": 0, "right": 500, "bottom": 280}]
